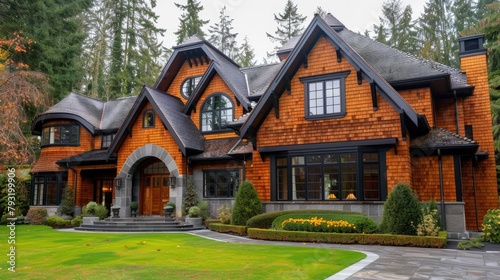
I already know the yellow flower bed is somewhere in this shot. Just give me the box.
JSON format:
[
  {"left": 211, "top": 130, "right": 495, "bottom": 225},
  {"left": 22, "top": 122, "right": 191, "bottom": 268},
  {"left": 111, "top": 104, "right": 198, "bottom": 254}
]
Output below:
[{"left": 281, "top": 217, "right": 357, "bottom": 233}]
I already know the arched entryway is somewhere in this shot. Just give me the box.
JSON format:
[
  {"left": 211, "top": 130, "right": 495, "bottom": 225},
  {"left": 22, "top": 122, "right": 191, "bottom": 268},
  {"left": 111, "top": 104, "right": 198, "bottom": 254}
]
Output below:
[{"left": 140, "top": 159, "right": 170, "bottom": 215}]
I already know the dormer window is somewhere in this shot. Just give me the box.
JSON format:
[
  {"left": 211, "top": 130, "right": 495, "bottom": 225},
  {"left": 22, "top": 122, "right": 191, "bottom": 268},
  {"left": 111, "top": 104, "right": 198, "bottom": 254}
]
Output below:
[
  {"left": 101, "top": 134, "right": 114, "bottom": 149},
  {"left": 41, "top": 125, "right": 79, "bottom": 146},
  {"left": 201, "top": 93, "right": 233, "bottom": 132},
  {"left": 181, "top": 76, "right": 202, "bottom": 99},
  {"left": 143, "top": 110, "right": 155, "bottom": 128},
  {"left": 300, "top": 71, "right": 349, "bottom": 119}
]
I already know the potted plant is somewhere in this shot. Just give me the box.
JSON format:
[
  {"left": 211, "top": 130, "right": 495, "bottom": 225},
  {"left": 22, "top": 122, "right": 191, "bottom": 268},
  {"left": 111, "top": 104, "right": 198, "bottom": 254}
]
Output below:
[
  {"left": 111, "top": 205, "right": 120, "bottom": 218},
  {"left": 82, "top": 201, "right": 108, "bottom": 224},
  {"left": 130, "top": 201, "right": 139, "bottom": 217},
  {"left": 163, "top": 202, "right": 175, "bottom": 219},
  {"left": 185, "top": 206, "right": 203, "bottom": 227}
]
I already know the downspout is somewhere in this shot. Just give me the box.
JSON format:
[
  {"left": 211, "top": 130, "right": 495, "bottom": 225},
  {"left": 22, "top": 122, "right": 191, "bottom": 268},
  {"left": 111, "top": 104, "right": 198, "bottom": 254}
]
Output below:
[
  {"left": 242, "top": 155, "right": 246, "bottom": 181},
  {"left": 454, "top": 90, "right": 460, "bottom": 134},
  {"left": 472, "top": 157, "right": 479, "bottom": 231},
  {"left": 438, "top": 149, "right": 447, "bottom": 230}
]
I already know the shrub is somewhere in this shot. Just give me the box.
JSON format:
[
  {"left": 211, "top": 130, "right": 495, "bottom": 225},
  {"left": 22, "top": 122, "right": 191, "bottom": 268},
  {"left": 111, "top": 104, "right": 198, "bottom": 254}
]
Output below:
[
  {"left": 71, "top": 215, "right": 83, "bottom": 227},
  {"left": 25, "top": 207, "right": 48, "bottom": 225},
  {"left": 188, "top": 206, "right": 201, "bottom": 218},
  {"left": 82, "top": 202, "right": 108, "bottom": 220},
  {"left": 271, "top": 213, "right": 378, "bottom": 234},
  {"left": 182, "top": 177, "right": 199, "bottom": 216},
  {"left": 282, "top": 217, "right": 358, "bottom": 233},
  {"left": 231, "top": 181, "right": 262, "bottom": 226},
  {"left": 217, "top": 204, "right": 232, "bottom": 224},
  {"left": 246, "top": 209, "right": 361, "bottom": 229},
  {"left": 130, "top": 201, "right": 139, "bottom": 211},
  {"left": 482, "top": 208, "right": 500, "bottom": 243},
  {"left": 197, "top": 200, "right": 210, "bottom": 221},
  {"left": 209, "top": 223, "right": 247, "bottom": 236},
  {"left": 45, "top": 216, "right": 72, "bottom": 229},
  {"left": 457, "top": 238, "right": 484, "bottom": 250},
  {"left": 57, "top": 186, "right": 75, "bottom": 216},
  {"left": 417, "top": 211, "right": 440, "bottom": 236},
  {"left": 380, "top": 183, "right": 422, "bottom": 235},
  {"left": 421, "top": 200, "right": 441, "bottom": 228}
]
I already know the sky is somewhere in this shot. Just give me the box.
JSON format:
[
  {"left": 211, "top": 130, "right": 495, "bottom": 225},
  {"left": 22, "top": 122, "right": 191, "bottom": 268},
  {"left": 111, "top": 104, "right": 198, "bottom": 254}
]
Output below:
[{"left": 154, "top": 0, "right": 428, "bottom": 61}]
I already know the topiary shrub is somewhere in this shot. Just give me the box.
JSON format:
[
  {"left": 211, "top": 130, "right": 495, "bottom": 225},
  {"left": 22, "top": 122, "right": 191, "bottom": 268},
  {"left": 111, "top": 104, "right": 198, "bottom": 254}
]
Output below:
[
  {"left": 25, "top": 207, "right": 48, "bottom": 225},
  {"left": 380, "top": 182, "right": 422, "bottom": 235},
  {"left": 231, "top": 180, "right": 262, "bottom": 226},
  {"left": 196, "top": 200, "right": 210, "bottom": 221},
  {"left": 482, "top": 208, "right": 500, "bottom": 243},
  {"left": 188, "top": 206, "right": 201, "bottom": 218},
  {"left": 82, "top": 201, "right": 108, "bottom": 220},
  {"left": 182, "top": 177, "right": 199, "bottom": 216},
  {"left": 58, "top": 186, "right": 75, "bottom": 216}
]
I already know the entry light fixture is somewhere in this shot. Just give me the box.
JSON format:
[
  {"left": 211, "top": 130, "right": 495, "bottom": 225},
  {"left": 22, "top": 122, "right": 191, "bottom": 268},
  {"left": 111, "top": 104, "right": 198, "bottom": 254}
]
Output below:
[
  {"left": 114, "top": 176, "right": 123, "bottom": 189},
  {"left": 169, "top": 175, "right": 176, "bottom": 188}
]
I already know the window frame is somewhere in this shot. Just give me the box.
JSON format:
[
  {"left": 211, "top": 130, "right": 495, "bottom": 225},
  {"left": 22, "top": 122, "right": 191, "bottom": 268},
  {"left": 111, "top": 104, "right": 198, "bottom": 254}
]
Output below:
[
  {"left": 271, "top": 149, "right": 386, "bottom": 202},
  {"left": 200, "top": 93, "right": 234, "bottom": 133},
  {"left": 203, "top": 169, "right": 241, "bottom": 198},
  {"left": 101, "top": 134, "right": 114, "bottom": 149},
  {"left": 41, "top": 124, "right": 80, "bottom": 147},
  {"left": 180, "top": 75, "right": 202, "bottom": 99},
  {"left": 142, "top": 110, "right": 155, "bottom": 128},
  {"left": 300, "top": 71, "right": 350, "bottom": 120},
  {"left": 31, "top": 173, "right": 67, "bottom": 205}
]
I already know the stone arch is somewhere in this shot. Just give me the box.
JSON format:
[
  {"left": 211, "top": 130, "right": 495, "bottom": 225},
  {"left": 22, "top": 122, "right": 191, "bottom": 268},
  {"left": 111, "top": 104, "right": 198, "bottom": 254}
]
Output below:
[{"left": 118, "top": 144, "right": 179, "bottom": 178}]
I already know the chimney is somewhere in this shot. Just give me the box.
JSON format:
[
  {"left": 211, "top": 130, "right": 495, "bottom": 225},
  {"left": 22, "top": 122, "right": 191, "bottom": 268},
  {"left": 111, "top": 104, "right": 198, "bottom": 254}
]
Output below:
[{"left": 458, "top": 34, "right": 486, "bottom": 57}]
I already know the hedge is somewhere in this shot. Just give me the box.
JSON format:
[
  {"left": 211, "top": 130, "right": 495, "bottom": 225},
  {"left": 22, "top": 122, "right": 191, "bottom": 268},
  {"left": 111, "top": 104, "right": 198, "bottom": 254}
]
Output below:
[
  {"left": 247, "top": 228, "right": 447, "bottom": 248},
  {"left": 272, "top": 213, "right": 378, "bottom": 234},
  {"left": 246, "top": 209, "right": 362, "bottom": 229},
  {"left": 45, "top": 216, "right": 72, "bottom": 229},
  {"left": 208, "top": 223, "right": 247, "bottom": 236}
]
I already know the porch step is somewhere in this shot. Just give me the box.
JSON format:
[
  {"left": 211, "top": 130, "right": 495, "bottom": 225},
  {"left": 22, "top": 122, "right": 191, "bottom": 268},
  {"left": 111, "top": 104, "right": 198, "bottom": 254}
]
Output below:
[{"left": 75, "top": 216, "right": 204, "bottom": 232}]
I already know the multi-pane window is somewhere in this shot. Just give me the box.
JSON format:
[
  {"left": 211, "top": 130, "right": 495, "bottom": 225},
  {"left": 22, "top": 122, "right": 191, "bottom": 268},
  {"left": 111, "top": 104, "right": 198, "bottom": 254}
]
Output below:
[
  {"left": 32, "top": 173, "right": 67, "bottom": 205},
  {"left": 274, "top": 151, "right": 382, "bottom": 201},
  {"left": 300, "top": 71, "right": 349, "bottom": 119},
  {"left": 201, "top": 94, "right": 233, "bottom": 132},
  {"left": 181, "top": 76, "right": 202, "bottom": 98},
  {"left": 203, "top": 170, "right": 240, "bottom": 198},
  {"left": 143, "top": 110, "right": 155, "bottom": 128},
  {"left": 101, "top": 134, "right": 114, "bottom": 149},
  {"left": 41, "top": 125, "right": 79, "bottom": 146}
]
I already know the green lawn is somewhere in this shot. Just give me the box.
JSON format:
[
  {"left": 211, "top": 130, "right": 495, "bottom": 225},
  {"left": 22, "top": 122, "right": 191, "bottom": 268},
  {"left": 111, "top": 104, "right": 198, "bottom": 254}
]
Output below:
[{"left": 0, "top": 225, "right": 365, "bottom": 279}]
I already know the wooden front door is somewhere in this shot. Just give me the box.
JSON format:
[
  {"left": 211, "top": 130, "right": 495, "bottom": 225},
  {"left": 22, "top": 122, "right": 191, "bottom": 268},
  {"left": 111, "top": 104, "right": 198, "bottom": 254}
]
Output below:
[{"left": 142, "top": 175, "right": 170, "bottom": 215}]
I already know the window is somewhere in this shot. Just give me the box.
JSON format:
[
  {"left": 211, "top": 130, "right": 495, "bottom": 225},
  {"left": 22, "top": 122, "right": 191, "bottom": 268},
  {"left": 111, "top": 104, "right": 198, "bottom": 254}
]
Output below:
[
  {"left": 201, "top": 93, "right": 233, "bottom": 132},
  {"left": 31, "top": 173, "right": 67, "bottom": 205},
  {"left": 181, "top": 76, "right": 202, "bottom": 98},
  {"left": 41, "top": 125, "right": 79, "bottom": 146},
  {"left": 300, "top": 71, "right": 349, "bottom": 119},
  {"left": 273, "top": 151, "right": 383, "bottom": 201},
  {"left": 203, "top": 170, "right": 240, "bottom": 198},
  {"left": 101, "top": 134, "right": 114, "bottom": 149},
  {"left": 143, "top": 110, "right": 155, "bottom": 128}
]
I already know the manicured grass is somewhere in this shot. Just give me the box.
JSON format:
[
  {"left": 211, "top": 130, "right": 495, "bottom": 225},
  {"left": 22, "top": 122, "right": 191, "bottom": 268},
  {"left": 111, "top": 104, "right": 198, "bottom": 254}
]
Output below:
[{"left": 0, "top": 226, "right": 365, "bottom": 279}]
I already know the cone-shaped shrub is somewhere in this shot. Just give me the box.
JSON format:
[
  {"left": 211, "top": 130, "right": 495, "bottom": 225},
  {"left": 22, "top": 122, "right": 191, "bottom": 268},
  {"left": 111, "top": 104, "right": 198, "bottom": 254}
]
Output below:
[
  {"left": 380, "top": 182, "right": 422, "bottom": 235},
  {"left": 231, "top": 181, "right": 262, "bottom": 226}
]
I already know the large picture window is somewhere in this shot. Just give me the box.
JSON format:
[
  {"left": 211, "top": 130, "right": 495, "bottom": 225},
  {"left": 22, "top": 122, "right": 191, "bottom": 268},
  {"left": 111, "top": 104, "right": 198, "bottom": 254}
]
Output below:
[
  {"left": 201, "top": 93, "right": 234, "bottom": 132},
  {"left": 273, "top": 151, "right": 384, "bottom": 201},
  {"left": 300, "top": 71, "right": 349, "bottom": 119},
  {"left": 41, "top": 125, "right": 79, "bottom": 146},
  {"left": 32, "top": 173, "right": 67, "bottom": 205},
  {"left": 203, "top": 170, "right": 240, "bottom": 198}
]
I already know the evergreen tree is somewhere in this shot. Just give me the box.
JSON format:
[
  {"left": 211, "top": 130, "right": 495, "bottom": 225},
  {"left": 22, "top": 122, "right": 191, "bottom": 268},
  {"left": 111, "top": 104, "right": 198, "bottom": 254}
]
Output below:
[
  {"left": 231, "top": 181, "right": 262, "bottom": 226},
  {"left": 174, "top": 0, "right": 209, "bottom": 45},
  {"left": 236, "top": 36, "right": 257, "bottom": 67},
  {"left": 208, "top": 6, "right": 238, "bottom": 59},
  {"left": 380, "top": 183, "right": 422, "bottom": 235},
  {"left": 452, "top": 0, "right": 477, "bottom": 33},
  {"left": 315, "top": 6, "right": 328, "bottom": 19},
  {"left": 266, "top": 0, "right": 307, "bottom": 48}
]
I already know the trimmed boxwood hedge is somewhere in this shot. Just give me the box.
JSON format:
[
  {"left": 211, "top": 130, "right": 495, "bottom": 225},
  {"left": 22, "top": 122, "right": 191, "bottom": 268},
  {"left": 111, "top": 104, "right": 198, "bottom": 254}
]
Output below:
[
  {"left": 272, "top": 213, "right": 378, "bottom": 234},
  {"left": 208, "top": 223, "right": 247, "bottom": 236},
  {"left": 246, "top": 210, "right": 362, "bottom": 229},
  {"left": 247, "top": 228, "right": 447, "bottom": 248}
]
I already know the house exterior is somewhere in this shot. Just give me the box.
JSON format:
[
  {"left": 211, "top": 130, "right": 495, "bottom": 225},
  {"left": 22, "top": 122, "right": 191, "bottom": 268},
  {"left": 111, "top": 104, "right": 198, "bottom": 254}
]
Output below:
[{"left": 31, "top": 14, "right": 498, "bottom": 234}]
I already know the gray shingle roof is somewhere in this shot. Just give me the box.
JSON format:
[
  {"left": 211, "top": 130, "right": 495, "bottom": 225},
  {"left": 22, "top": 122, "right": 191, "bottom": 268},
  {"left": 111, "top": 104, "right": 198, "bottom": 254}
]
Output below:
[
  {"left": 410, "top": 127, "right": 478, "bottom": 155},
  {"left": 100, "top": 96, "right": 137, "bottom": 131},
  {"left": 44, "top": 92, "right": 103, "bottom": 129},
  {"left": 56, "top": 149, "right": 114, "bottom": 166},
  {"left": 241, "top": 62, "right": 284, "bottom": 97}
]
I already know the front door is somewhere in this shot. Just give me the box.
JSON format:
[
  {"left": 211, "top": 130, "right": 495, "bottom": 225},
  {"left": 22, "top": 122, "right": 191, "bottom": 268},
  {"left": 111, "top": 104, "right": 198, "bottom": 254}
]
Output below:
[{"left": 142, "top": 175, "right": 169, "bottom": 215}]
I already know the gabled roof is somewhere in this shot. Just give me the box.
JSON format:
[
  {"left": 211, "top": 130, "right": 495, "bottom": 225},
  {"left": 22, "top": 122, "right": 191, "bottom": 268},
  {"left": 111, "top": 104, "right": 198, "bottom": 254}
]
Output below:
[
  {"left": 107, "top": 86, "right": 204, "bottom": 157},
  {"left": 240, "top": 14, "right": 427, "bottom": 139},
  {"left": 188, "top": 138, "right": 241, "bottom": 161},
  {"left": 31, "top": 92, "right": 136, "bottom": 135}
]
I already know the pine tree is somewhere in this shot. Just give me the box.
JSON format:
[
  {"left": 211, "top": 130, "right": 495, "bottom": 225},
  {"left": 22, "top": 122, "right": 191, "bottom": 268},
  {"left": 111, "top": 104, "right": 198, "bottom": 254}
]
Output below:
[
  {"left": 236, "top": 36, "right": 256, "bottom": 67},
  {"left": 315, "top": 6, "right": 328, "bottom": 19},
  {"left": 208, "top": 6, "right": 238, "bottom": 59},
  {"left": 266, "top": 0, "right": 307, "bottom": 47},
  {"left": 174, "top": 0, "right": 209, "bottom": 45},
  {"left": 231, "top": 181, "right": 262, "bottom": 226}
]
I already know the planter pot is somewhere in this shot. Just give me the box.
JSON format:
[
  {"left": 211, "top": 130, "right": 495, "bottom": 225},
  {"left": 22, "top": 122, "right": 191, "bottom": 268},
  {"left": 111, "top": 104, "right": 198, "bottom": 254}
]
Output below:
[
  {"left": 163, "top": 206, "right": 174, "bottom": 219},
  {"left": 185, "top": 216, "right": 203, "bottom": 227},
  {"left": 111, "top": 208, "right": 120, "bottom": 218},
  {"left": 82, "top": 217, "right": 100, "bottom": 225},
  {"left": 131, "top": 209, "right": 137, "bottom": 217}
]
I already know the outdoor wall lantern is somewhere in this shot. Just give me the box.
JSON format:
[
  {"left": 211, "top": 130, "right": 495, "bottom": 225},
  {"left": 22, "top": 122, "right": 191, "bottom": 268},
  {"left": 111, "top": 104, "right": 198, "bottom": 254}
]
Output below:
[
  {"left": 114, "top": 176, "right": 123, "bottom": 189},
  {"left": 169, "top": 175, "right": 176, "bottom": 188}
]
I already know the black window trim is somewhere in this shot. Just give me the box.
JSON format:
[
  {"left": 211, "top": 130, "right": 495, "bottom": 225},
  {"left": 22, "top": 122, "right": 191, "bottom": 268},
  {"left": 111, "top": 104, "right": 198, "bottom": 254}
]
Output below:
[
  {"left": 180, "top": 75, "right": 202, "bottom": 99},
  {"left": 101, "top": 134, "right": 114, "bottom": 149},
  {"left": 203, "top": 169, "right": 241, "bottom": 198},
  {"left": 300, "top": 70, "right": 350, "bottom": 120},
  {"left": 31, "top": 172, "right": 68, "bottom": 206},
  {"left": 142, "top": 109, "right": 155, "bottom": 128},
  {"left": 270, "top": 147, "right": 387, "bottom": 202},
  {"left": 41, "top": 124, "right": 80, "bottom": 147},
  {"left": 200, "top": 92, "right": 235, "bottom": 134}
]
